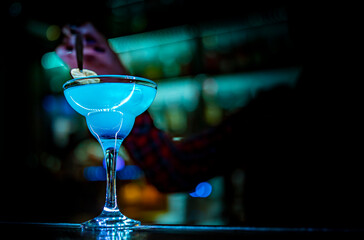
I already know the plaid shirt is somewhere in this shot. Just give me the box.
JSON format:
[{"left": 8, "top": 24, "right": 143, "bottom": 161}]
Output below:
[{"left": 123, "top": 111, "right": 234, "bottom": 193}]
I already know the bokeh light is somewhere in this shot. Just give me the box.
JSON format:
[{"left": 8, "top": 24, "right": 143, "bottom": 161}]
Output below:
[
  {"left": 46, "top": 25, "right": 61, "bottom": 41},
  {"left": 189, "top": 182, "right": 213, "bottom": 198},
  {"left": 103, "top": 155, "right": 125, "bottom": 172}
]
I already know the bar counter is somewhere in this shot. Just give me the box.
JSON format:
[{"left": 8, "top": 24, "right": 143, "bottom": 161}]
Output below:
[{"left": 0, "top": 222, "right": 363, "bottom": 239}]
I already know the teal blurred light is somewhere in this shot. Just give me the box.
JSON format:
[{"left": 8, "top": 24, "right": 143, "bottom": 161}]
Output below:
[
  {"left": 41, "top": 51, "right": 67, "bottom": 69},
  {"left": 108, "top": 25, "right": 195, "bottom": 52}
]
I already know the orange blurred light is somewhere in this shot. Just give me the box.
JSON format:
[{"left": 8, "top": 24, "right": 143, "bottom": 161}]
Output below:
[{"left": 121, "top": 183, "right": 142, "bottom": 205}]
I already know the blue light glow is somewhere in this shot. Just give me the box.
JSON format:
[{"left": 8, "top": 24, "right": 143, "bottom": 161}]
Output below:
[
  {"left": 84, "top": 166, "right": 106, "bottom": 181},
  {"left": 103, "top": 155, "right": 125, "bottom": 171},
  {"left": 189, "top": 182, "right": 212, "bottom": 198},
  {"left": 43, "top": 95, "right": 75, "bottom": 115},
  {"left": 117, "top": 165, "right": 143, "bottom": 180},
  {"left": 84, "top": 164, "right": 143, "bottom": 181}
]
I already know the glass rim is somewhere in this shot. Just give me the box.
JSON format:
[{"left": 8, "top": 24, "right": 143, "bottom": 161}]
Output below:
[{"left": 63, "top": 74, "right": 157, "bottom": 90}]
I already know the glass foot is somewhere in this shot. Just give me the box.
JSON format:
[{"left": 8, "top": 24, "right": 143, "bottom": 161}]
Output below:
[{"left": 82, "top": 210, "right": 140, "bottom": 229}]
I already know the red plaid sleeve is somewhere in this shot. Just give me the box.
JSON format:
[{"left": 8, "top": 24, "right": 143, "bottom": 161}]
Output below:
[{"left": 123, "top": 112, "right": 234, "bottom": 193}]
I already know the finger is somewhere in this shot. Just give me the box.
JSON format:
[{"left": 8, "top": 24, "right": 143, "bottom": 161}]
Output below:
[
  {"left": 62, "top": 25, "right": 73, "bottom": 37},
  {"left": 55, "top": 45, "right": 77, "bottom": 69}
]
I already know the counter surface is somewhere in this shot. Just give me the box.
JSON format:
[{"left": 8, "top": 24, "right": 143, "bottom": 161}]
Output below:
[{"left": 0, "top": 222, "right": 362, "bottom": 239}]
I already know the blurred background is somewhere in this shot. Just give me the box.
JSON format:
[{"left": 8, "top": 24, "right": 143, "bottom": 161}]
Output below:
[{"left": 0, "top": 0, "right": 357, "bottom": 225}]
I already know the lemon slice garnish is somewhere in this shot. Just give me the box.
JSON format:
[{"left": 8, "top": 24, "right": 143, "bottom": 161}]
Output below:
[{"left": 70, "top": 68, "right": 100, "bottom": 84}]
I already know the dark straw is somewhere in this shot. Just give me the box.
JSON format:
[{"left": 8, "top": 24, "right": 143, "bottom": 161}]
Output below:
[{"left": 75, "top": 32, "right": 83, "bottom": 72}]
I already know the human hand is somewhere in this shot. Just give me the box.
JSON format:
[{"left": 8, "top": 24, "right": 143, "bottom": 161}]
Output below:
[{"left": 56, "top": 22, "right": 128, "bottom": 75}]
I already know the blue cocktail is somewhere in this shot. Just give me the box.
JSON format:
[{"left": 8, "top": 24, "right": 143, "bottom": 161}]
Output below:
[{"left": 63, "top": 75, "right": 157, "bottom": 229}]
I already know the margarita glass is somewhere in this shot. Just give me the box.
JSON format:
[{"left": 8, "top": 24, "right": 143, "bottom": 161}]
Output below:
[{"left": 63, "top": 75, "right": 157, "bottom": 229}]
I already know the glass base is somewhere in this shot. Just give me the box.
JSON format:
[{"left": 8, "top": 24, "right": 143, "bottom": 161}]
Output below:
[{"left": 82, "top": 210, "right": 141, "bottom": 229}]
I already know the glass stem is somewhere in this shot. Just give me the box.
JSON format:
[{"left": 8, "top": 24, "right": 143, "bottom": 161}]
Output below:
[{"left": 103, "top": 147, "right": 119, "bottom": 212}]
